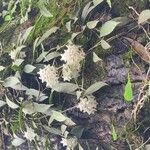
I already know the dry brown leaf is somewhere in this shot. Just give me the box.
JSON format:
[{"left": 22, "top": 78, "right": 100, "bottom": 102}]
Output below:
[{"left": 124, "top": 37, "right": 150, "bottom": 63}]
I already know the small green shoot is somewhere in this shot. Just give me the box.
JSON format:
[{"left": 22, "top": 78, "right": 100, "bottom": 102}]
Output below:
[
  {"left": 124, "top": 73, "right": 133, "bottom": 102},
  {"left": 111, "top": 124, "right": 118, "bottom": 141}
]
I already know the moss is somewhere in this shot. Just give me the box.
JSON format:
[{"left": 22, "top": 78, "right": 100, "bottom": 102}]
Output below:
[
  {"left": 0, "top": 20, "right": 20, "bottom": 51},
  {"left": 30, "top": 0, "right": 76, "bottom": 41},
  {"left": 122, "top": 50, "right": 134, "bottom": 67},
  {"left": 95, "top": 45, "right": 113, "bottom": 57}
]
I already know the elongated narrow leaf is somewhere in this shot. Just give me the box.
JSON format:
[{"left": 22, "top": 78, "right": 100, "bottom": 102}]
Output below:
[
  {"left": 81, "top": 2, "right": 92, "bottom": 20},
  {"left": 93, "top": 0, "right": 103, "bottom": 6},
  {"left": 38, "top": 0, "right": 53, "bottom": 18},
  {"left": 84, "top": 82, "right": 107, "bottom": 95},
  {"left": 100, "top": 20, "right": 120, "bottom": 37},
  {"left": 124, "top": 74, "right": 133, "bottom": 102},
  {"left": 36, "top": 27, "right": 59, "bottom": 47},
  {"left": 111, "top": 124, "right": 118, "bottom": 141},
  {"left": 107, "top": 0, "right": 111, "bottom": 7},
  {"left": 138, "top": 10, "right": 150, "bottom": 24},
  {"left": 44, "top": 52, "right": 60, "bottom": 62},
  {"left": 21, "top": 26, "right": 34, "bottom": 43},
  {"left": 36, "top": 52, "right": 48, "bottom": 62}
]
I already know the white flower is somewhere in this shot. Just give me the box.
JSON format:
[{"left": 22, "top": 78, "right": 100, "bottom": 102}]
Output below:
[
  {"left": 24, "top": 126, "right": 37, "bottom": 141},
  {"left": 61, "top": 43, "right": 85, "bottom": 66},
  {"left": 62, "top": 64, "right": 81, "bottom": 81},
  {"left": 38, "top": 65, "right": 59, "bottom": 88},
  {"left": 77, "top": 95, "right": 98, "bottom": 115},
  {"left": 61, "top": 137, "right": 77, "bottom": 150},
  {"left": 61, "top": 43, "right": 85, "bottom": 81}
]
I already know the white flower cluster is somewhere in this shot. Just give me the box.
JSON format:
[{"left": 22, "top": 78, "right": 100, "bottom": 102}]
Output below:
[
  {"left": 61, "top": 137, "right": 77, "bottom": 150},
  {"left": 77, "top": 95, "right": 98, "bottom": 115},
  {"left": 38, "top": 65, "right": 59, "bottom": 88},
  {"left": 61, "top": 43, "right": 85, "bottom": 81}
]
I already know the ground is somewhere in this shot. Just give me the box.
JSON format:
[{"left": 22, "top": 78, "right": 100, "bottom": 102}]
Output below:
[{"left": 0, "top": 0, "right": 150, "bottom": 150}]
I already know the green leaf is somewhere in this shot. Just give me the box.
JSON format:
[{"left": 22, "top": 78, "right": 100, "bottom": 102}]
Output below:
[
  {"left": 22, "top": 101, "right": 35, "bottom": 115},
  {"left": 124, "top": 73, "right": 133, "bottom": 102},
  {"left": 87, "top": 20, "right": 99, "bottom": 29},
  {"left": 12, "top": 137, "right": 25, "bottom": 147},
  {"left": 70, "top": 126, "right": 84, "bottom": 138},
  {"left": 44, "top": 52, "right": 60, "bottom": 62},
  {"left": 5, "top": 95, "right": 19, "bottom": 109},
  {"left": 107, "top": 0, "right": 111, "bottom": 7},
  {"left": 84, "top": 82, "right": 107, "bottom": 95},
  {"left": 36, "top": 52, "right": 48, "bottom": 62},
  {"left": 49, "top": 110, "right": 75, "bottom": 126},
  {"left": 0, "top": 100, "right": 6, "bottom": 107},
  {"left": 112, "top": 17, "right": 130, "bottom": 26},
  {"left": 81, "top": 2, "right": 92, "bottom": 20},
  {"left": 22, "top": 101, "right": 52, "bottom": 115},
  {"left": 23, "top": 64, "right": 36, "bottom": 73},
  {"left": 100, "top": 20, "right": 120, "bottom": 37},
  {"left": 93, "top": 0, "right": 103, "bottom": 6},
  {"left": 21, "top": 26, "right": 34, "bottom": 43},
  {"left": 25, "top": 88, "right": 48, "bottom": 101},
  {"left": 111, "top": 124, "right": 118, "bottom": 141},
  {"left": 34, "top": 103, "right": 52, "bottom": 113},
  {"left": 38, "top": 0, "right": 53, "bottom": 18},
  {"left": 43, "top": 126, "right": 62, "bottom": 135},
  {"left": 61, "top": 125, "right": 67, "bottom": 134},
  {"left": 4, "top": 15, "right": 12, "bottom": 21},
  {"left": 52, "top": 83, "right": 78, "bottom": 94},
  {"left": 138, "top": 10, "right": 150, "bottom": 24},
  {"left": 79, "top": 144, "right": 84, "bottom": 150},
  {"left": 3, "top": 77, "right": 20, "bottom": 88},
  {"left": 93, "top": 52, "right": 102, "bottom": 63},
  {"left": 49, "top": 111, "right": 67, "bottom": 125},
  {"left": 0, "top": 66, "right": 5, "bottom": 71},
  {"left": 36, "top": 27, "right": 59, "bottom": 47},
  {"left": 13, "top": 59, "right": 24, "bottom": 67},
  {"left": 101, "top": 39, "right": 111, "bottom": 49}
]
